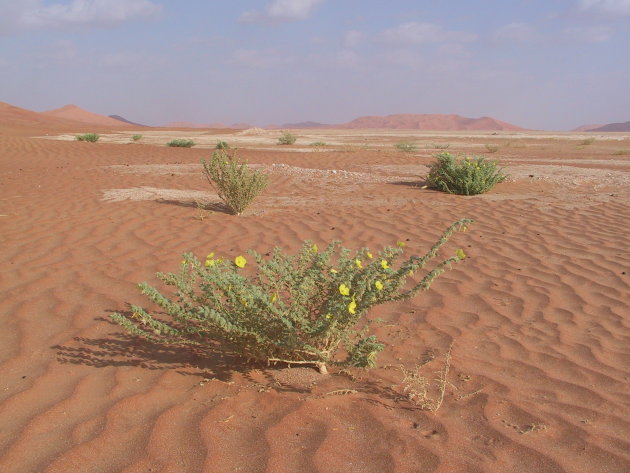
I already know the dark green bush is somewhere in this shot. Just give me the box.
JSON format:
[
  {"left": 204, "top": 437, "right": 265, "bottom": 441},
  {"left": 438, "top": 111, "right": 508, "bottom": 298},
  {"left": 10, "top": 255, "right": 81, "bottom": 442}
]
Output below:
[
  {"left": 76, "top": 133, "right": 99, "bottom": 142},
  {"left": 426, "top": 152, "right": 507, "bottom": 195},
  {"left": 167, "top": 139, "right": 195, "bottom": 148}
]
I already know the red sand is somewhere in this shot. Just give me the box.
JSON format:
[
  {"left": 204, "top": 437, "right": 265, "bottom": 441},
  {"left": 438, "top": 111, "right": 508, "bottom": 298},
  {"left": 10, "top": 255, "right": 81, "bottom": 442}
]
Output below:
[
  {"left": 43, "top": 104, "right": 132, "bottom": 128},
  {"left": 1, "top": 117, "right": 629, "bottom": 473}
]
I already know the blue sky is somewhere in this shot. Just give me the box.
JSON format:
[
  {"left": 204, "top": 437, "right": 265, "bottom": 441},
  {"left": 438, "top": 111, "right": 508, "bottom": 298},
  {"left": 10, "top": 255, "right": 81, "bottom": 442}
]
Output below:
[{"left": 1, "top": 0, "right": 629, "bottom": 129}]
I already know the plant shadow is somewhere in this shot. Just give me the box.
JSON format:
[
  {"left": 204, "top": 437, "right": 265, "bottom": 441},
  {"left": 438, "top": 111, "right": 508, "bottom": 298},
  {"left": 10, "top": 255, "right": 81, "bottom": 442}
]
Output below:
[
  {"left": 52, "top": 314, "right": 251, "bottom": 382},
  {"left": 155, "top": 198, "right": 232, "bottom": 214}
]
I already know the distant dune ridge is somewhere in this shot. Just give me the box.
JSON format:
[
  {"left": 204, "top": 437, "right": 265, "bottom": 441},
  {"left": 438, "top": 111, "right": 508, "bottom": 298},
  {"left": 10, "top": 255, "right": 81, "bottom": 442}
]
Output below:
[
  {"left": 337, "top": 113, "right": 526, "bottom": 131},
  {"left": 164, "top": 121, "right": 252, "bottom": 129},
  {"left": 589, "top": 121, "right": 630, "bottom": 132},
  {"left": 43, "top": 104, "right": 132, "bottom": 128},
  {"left": 109, "top": 115, "right": 147, "bottom": 127},
  {"left": 0, "top": 101, "right": 80, "bottom": 127}
]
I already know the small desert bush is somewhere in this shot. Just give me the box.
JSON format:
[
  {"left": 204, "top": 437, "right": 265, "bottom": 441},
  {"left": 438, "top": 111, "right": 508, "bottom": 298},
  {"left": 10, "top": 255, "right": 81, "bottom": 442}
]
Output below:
[
  {"left": 167, "top": 139, "right": 195, "bottom": 148},
  {"left": 431, "top": 143, "right": 450, "bottom": 150},
  {"left": 395, "top": 142, "right": 418, "bottom": 153},
  {"left": 612, "top": 149, "right": 630, "bottom": 155},
  {"left": 216, "top": 140, "right": 230, "bottom": 150},
  {"left": 580, "top": 137, "right": 596, "bottom": 145},
  {"left": 110, "top": 219, "right": 472, "bottom": 374},
  {"left": 201, "top": 150, "right": 268, "bottom": 216},
  {"left": 426, "top": 152, "right": 507, "bottom": 195},
  {"left": 76, "top": 133, "right": 99, "bottom": 142},
  {"left": 278, "top": 131, "right": 297, "bottom": 145},
  {"left": 132, "top": 134, "right": 143, "bottom": 142},
  {"left": 310, "top": 141, "right": 327, "bottom": 147},
  {"left": 484, "top": 144, "right": 499, "bottom": 153}
]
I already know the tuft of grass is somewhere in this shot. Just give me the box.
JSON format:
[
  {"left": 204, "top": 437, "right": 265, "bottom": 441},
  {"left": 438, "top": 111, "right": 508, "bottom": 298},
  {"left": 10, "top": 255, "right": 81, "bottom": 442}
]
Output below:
[
  {"left": 215, "top": 140, "right": 230, "bottom": 150},
  {"left": 167, "top": 139, "right": 196, "bottom": 148},
  {"left": 201, "top": 150, "right": 268, "bottom": 216},
  {"left": 431, "top": 143, "right": 450, "bottom": 150},
  {"left": 612, "top": 149, "right": 630, "bottom": 155},
  {"left": 484, "top": 144, "right": 499, "bottom": 153},
  {"left": 76, "top": 133, "right": 99, "bottom": 142},
  {"left": 132, "top": 134, "right": 143, "bottom": 142},
  {"left": 395, "top": 142, "right": 418, "bottom": 153},
  {"left": 398, "top": 344, "right": 453, "bottom": 412},
  {"left": 426, "top": 152, "right": 507, "bottom": 195},
  {"left": 310, "top": 141, "right": 327, "bottom": 147},
  {"left": 278, "top": 131, "right": 297, "bottom": 145},
  {"left": 580, "top": 137, "right": 596, "bottom": 145}
]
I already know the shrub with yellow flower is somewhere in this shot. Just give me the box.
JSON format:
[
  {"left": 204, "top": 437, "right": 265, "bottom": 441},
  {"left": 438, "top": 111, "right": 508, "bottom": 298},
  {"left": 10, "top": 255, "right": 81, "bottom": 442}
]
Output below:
[{"left": 111, "top": 219, "right": 473, "bottom": 374}]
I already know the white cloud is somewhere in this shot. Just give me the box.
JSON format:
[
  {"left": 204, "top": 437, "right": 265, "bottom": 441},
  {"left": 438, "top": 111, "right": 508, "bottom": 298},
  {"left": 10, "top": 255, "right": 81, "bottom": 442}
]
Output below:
[
  {"left": 232, "top": 48, "right": 297, "bottom": 68},
  {"left": 0, "top": 0, "right": 160, "bottom": 32},
  {"left": 564, "top": 25, "right": 613, "bottom": 42},
  {"left": 378, "top": 22, "right": 477, "bottom": 45},
  {"left": 493, "top": 23, "right": 537, "bottom": 42},
  {"left": 240, "top": 0, "right": 323, "bottom": 23},
  {"left": 343, "top": 30, "right": 366, "bottom": 48},
  {"left": 578, "top": 0, "right": 630, "bottom": 15}
]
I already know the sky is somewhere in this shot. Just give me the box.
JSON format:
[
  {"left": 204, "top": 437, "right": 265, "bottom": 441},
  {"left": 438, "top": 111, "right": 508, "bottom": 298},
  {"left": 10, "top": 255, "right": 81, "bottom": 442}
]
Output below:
[{"left": 1, "top": 0, "right": 629, "bottom": 130}]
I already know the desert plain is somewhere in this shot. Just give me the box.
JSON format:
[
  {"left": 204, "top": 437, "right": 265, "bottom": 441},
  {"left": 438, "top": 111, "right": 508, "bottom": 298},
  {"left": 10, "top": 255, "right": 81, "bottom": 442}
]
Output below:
[{"left": 1, "top": 116, "right": 629, "bottom": 473}]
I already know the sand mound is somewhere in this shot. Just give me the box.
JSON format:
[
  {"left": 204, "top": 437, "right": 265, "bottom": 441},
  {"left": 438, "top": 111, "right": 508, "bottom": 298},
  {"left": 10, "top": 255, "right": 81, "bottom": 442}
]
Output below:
[{"left": 236, "top": 127, "right": 269, "bottom": 136}]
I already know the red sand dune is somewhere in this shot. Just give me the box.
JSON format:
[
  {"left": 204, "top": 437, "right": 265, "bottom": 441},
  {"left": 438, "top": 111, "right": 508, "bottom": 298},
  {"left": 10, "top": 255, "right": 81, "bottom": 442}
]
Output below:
[
  {"left": 43, "top": 104, "right": 132, "bottom": 128},
  {"left": 0, "top": 101, "right": 81, "bottom": 128},
  {"left": 165, "top": 121, "right": 251, "bottom": 129},
  {"left": 0, "top": 113, "right": 629, "bottom": 473},
  {"left": 340, "top": 113, "right": 526, "bottom": 131},
  {"left": 573, "top": 124, "right": 604, "bottom": 132}
]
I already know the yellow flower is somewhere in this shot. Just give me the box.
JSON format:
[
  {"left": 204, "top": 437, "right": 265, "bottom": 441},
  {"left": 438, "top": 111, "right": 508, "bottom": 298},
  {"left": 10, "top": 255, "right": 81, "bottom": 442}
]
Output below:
[
  {"left": 181, "top": 259, "right": 187, "bottom": 265},
  {"left": 408, "top": 270, "right": 414, "bottom": 276},
  {"left": 207, "top": 252, "right": 215, "bottom": 259},
  {"left": 235, "top": 255, "right": 247, "bottom": 268},
  {"left": 456, "top": 249, "right": 466, "bottom": 260},
  {"left": 367, "top": 251, "right": 373, "bottom": 259},
  {"left": 271, "top": 292, "right": 278, "bottom": 303},
  {"left": 339, "top": 283, "right": 350, "bottom": 296},
  {"left": 397, "top": 241, "right": 406, "bottom": 248},
  {"left": 311, "top": 243, "right": 318, "bottom": 253},
  {"left": 355, "top": 258, "right": 363, "bottom": 269},
  {"left": 380, "top": 259, "right": 389, "bottom": 270},
  {"left": 348, "top": 297, "right": 357, "bottom": 314},
  {"left": 325, "top": 313, "right": 333, "bottom": 319},
  {"left": 375, "top": 280, "right": 384, "bottom": 291},
  {"left": 330, "top": 268, "right": 338, "bottom": 274},
  {"left": 204, "top": 259, "right": 215, "bottom": 267}
]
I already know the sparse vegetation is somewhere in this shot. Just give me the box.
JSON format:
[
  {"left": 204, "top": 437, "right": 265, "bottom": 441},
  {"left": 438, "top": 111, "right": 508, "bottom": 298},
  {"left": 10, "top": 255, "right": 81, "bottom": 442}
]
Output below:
[
  {"left": 201, "top": 150, "right": 268, "bottom": 216},
  {"left": 612, "top": 149, "right": 630, "bottom": 155},
  {"left": 167, "top": 139, "right": 196, "bottom": 148},
  {"left": 484, "top": 144, "right": 499, "bottom": 153},
  {"left": 76, "top": 133, "right": 99, "bottom": 142},
  {"left": 278, "top": 131, "right": 297, "bottom": 145},
  {"left": 430, "top": 143, "right": 450, "bottom": 150},
  {"left": 310, "top": 141, "right": 327, "bottom": 147},
  {"left": 580, "top": 137, "right": 596, "bottom": 146},
  {"left": 398, "top": 344, "right": 452, "bottom": 412},
  {"left": 132, "top": 134, "right": 143, "bottom": 142},
  {"left": 216, "top": 140, "right": 230, "bottom": 150},
  {"left": 110, "top": 219, "right": 473, "bottom": 374},
  {"left": 426, "top": 152, "right": 507, "bottom": 195},
  {"left": 395, "top": 142, "right": 418, "bottom": 153}
]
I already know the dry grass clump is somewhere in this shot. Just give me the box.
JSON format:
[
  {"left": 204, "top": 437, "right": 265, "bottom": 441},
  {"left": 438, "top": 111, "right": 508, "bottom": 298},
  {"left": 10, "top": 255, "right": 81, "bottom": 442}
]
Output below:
[
  {"left": 398, "top": 345, "right": 452, "bottom": 412},
  {"left": 201, "top": 150, "right": 268, "bottom": 215}
]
